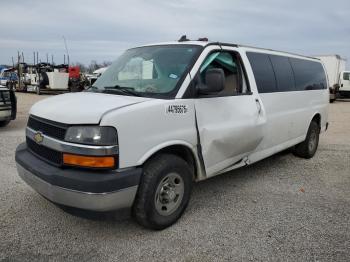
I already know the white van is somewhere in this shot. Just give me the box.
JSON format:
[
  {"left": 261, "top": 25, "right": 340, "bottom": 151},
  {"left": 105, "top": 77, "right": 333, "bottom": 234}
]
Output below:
[
  {"left": 16, "top": 40, "right": 329, "bottom": 229},
  {"left": 339, "top": 71, "right": 350, "bottom": 97}
]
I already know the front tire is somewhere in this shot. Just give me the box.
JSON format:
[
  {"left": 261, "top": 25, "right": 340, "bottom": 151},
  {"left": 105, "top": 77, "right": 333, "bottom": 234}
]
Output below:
[
  {"left": 133, "top": 154, "right": 193, "bottom": 230},
  {"left": 293, "top": 121, "right": 320, "bottom": 159}
]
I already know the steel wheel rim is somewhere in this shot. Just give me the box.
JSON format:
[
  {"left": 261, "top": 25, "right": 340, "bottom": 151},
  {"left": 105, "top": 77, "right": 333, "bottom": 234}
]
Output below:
[
  {"left": 154, "top": 173, "right": 184, "bottom": 216},
  {"left": 309, "top": 130, "right": 317, "bottom": 152}
]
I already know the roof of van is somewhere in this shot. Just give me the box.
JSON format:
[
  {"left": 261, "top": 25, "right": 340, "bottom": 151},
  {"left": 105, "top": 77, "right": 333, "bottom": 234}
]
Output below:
[
  {"left": 137, "top": 41, "right": 319, "bottom": 61},
  {"left": 313, "top": 54, "right": 347, "bottom": 61}
]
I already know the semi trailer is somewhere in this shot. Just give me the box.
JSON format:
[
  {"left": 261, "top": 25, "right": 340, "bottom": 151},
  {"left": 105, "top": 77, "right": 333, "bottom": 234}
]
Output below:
[{"left": 315, "top": 55, "right": 348, "bottom": 102}]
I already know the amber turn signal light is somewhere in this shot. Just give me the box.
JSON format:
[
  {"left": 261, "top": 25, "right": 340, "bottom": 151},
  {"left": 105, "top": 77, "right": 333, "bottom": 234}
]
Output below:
[{"left": 63, "top": 153, "right": 115, "bottom": 168}]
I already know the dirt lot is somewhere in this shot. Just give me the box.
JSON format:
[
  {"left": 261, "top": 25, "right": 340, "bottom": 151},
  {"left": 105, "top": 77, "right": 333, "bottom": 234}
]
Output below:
[{"left": 0, "top": 93, "right": 349, "bottom": 261}]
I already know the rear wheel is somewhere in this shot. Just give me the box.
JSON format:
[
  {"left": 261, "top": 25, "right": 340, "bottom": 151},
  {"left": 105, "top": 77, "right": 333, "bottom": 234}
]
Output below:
[
  {"left": 36, "top": 86, "right": 41, "bottom": 95},
  {"left": 133, "top": 154, "right": 193, "bottom": 230},
  {"left": 293, "top": 121, "right": 320, "bottom": 159}
]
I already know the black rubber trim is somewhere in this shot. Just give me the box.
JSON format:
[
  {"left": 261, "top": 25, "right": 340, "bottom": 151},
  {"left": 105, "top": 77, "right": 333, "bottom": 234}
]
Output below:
[
  {"left": 15, "top": 143, "right": 142, "bottom": 193},
  {"left": 10, "top": 90, "right": 16, "bottom": 120},
  {"left": 206, "top": 42, "right": 239, "bottom": 48}
]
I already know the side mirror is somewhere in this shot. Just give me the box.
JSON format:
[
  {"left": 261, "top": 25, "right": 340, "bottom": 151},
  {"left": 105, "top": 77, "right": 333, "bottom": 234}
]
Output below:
[{"left": 198, "top": 68, "right": 225, "bottom": 95}]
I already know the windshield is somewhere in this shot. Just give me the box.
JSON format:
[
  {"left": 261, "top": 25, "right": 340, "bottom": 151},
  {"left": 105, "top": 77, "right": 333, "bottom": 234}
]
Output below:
[{"left": 91, "top": 45, "right": 201, "bottom": 98}]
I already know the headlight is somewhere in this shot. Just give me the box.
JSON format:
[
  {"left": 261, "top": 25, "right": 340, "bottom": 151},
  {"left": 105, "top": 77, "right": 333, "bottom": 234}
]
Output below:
[{"left": 65, "top": 126, "right": 118, "bottom": 146}]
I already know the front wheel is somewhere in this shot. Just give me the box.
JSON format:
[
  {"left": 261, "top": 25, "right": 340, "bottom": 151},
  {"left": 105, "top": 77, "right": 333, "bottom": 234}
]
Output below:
[
  {"left": 133, "top": 154, "right": 193, "bottom": 230},
  {"left": 293, "top": 121, "right": 320, "bottom": 159}
]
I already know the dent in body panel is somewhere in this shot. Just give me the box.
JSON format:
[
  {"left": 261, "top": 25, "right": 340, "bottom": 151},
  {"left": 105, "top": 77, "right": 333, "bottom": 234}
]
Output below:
[
  {"left": 194, "top": 96, "right": 266, "bottom": 177},
  {"left": 199, "top": 121, "right": 263, "bottom": 169}
]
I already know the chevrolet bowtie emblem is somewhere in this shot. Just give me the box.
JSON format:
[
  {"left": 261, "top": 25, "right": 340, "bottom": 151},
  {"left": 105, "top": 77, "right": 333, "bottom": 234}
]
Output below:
[{"left": 33, "top": 132, "right": 44, "bottom": 144}]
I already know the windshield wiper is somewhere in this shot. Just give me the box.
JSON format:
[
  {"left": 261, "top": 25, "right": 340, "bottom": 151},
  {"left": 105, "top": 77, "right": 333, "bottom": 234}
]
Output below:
[
  {"left": 102, "top": 85, "right": 143, "bottom": 97},
  {"left": 87, "top": 85, "right": 98, "bottom": 91}
]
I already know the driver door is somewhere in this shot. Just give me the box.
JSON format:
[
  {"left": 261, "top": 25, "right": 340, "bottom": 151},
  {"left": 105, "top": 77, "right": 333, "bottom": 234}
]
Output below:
[{"left": 194, "top": 49, "right": 266, "bottom": 177}]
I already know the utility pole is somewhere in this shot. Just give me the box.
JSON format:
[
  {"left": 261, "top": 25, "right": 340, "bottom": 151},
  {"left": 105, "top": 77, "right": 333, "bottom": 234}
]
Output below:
[
  {"left": 17, "top": 51, "right": 21, "bottom": 90},
  {"left": 63, "top": 36, "right": 70, "bottom": 66}
]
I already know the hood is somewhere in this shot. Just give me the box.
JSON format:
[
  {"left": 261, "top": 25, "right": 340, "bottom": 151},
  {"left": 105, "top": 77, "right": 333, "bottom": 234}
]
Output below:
[{"left": 30, "top": 92, "right": 151, "bottom": 124}]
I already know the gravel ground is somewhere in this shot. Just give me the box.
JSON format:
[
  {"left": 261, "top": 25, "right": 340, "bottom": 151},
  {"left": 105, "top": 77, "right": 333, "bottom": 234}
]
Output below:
[{"left": 0, "top": 93, "right": 349, "bottom": 262}]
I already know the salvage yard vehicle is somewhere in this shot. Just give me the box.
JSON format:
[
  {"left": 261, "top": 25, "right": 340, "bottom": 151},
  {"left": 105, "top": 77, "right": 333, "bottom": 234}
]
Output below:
[
  {"left": 15, "top": 39, "right": 329, "bottom": 229},
  {"left": 35, "top": 63, "right": 69, "bottom": 95},
  {"left": 339, "top": 71, "right": 350, "bottom": 97},
  {"left": 315, "top": 55, "right": 347, "bottom": 102},
  {"left": 0, "top": 85, "right": 17, "bottom": 127},
  {"left": 0, "top": 68, "right": 18, "bottom": 90},
  {"left": 87, "top": 67, "right": 108, "bottom": 86}
]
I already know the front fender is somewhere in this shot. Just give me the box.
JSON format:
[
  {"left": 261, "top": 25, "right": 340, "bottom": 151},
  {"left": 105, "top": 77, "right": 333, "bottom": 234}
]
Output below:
[
  {"left": 136, "top": 140, "right": 196, "bottom": 165},
  {"left": 100, "top": 98, "right": 198, "bottom": 169}
]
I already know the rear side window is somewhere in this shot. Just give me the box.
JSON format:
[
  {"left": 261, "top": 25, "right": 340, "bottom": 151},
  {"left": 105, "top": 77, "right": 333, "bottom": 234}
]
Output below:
[
  {"left": 247, "top": 52, "right": 277, "bottom": 93},
  {"left": 289, "top": 58, "right": 327, "bottom": 90},
  {"left": 269, "top": 55, "right": 295, "bottom": 92}
]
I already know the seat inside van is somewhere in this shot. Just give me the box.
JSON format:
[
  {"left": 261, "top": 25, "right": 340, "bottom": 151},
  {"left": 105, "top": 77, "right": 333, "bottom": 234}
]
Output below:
[{"left": 200, "top": 52, "right": 240, "bottom": 96}]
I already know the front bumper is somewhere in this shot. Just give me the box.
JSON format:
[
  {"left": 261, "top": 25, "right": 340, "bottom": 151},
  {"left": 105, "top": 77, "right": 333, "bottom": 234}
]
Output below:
[
  {"left": 15, "top": 143, "right": 142, "bottom": 211},
  {"left": 0, "top": 109, "right": 11, "bottom": 120}
]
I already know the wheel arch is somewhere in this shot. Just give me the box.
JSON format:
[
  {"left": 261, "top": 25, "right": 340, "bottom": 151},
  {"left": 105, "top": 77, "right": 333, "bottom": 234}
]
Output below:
[
  {"left": 311, "top": 113, "right": 321, "bottom": 130},
  {"left": 137, "top": 141, "right": 203, "bottom": 181}
]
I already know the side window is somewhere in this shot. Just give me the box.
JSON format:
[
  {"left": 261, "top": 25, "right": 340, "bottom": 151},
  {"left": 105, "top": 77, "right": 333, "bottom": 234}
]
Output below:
[
  {"left": 199, "top": 51, "right": 248, "bottom": 96},
  {"left": 247, "top": 52, "right": 277, "bottom": 93},
  {"left": 343, "top": 72, "right": 350, "bottom": 80},
  {"left": 269, "top": 55, "right": 295, "bottom": 92},
  {"left": 289, "top": 58, "right": 327, "bottom": 90}
]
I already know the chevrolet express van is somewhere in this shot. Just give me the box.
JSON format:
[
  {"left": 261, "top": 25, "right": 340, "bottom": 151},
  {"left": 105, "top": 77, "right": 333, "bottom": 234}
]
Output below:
[{"left": 16, "top": 40, "right": 329, "bottom": 229}]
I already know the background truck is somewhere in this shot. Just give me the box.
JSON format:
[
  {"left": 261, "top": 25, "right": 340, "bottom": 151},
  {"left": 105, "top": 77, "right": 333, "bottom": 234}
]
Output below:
[
  {"left": 0, "top": 85, "right": 16, "bottom": 127},
  {"left": 338, "top": 71, "right": 350, "bottom": 97},
  {"left": 315, "top": 55, "right": 347, "bottom": 102},
  {"left": 22, "top": 63, "right": 86, "bottom": 94},
  {"left": 0, "top": 67, "right": 18, "bottom": 90}
]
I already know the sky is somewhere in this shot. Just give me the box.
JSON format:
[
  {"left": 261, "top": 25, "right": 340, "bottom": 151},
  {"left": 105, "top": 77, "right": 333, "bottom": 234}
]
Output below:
[{"left": 0, "top": 0, "right": 349, "bottom": 68}]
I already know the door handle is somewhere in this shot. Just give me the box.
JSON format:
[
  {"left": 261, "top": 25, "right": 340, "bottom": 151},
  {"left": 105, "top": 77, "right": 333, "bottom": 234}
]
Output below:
[{"left": 255, "top": 99, "right": 262, "bottom": 114}]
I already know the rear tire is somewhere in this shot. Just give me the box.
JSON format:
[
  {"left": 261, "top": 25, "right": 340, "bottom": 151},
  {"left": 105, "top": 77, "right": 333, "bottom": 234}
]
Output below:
[
  {"left": 133, "top": 154, "right": 193, "bottom": 230},
  {"left": 293, "top": 121, "right": 320, "bottom": 159},
  {"left": 330, "top": 99, "right": 335, "bottom": 103},
  {"left": 36, "top": 86, "right": 41, "bottom": 95}
]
